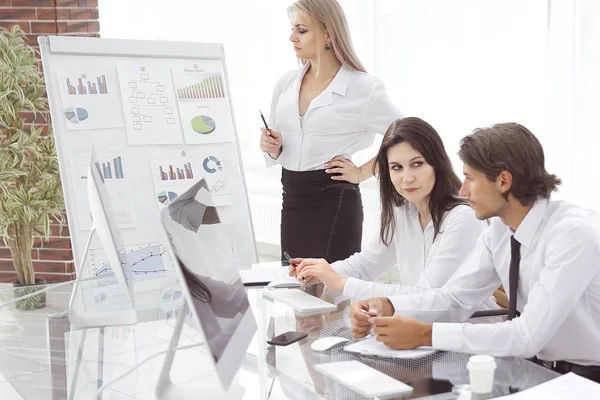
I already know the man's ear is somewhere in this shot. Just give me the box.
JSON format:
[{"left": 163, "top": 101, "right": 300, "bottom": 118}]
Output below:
[{"left": 497, "top": 170, "right": 513, "bottom": 195}]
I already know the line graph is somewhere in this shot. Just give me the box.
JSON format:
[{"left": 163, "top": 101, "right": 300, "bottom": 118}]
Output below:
[
  {"left": 90, "top": 242, "right": 167, "bottom": 279},
  {"left": 208, "top": 179, "right": 228, "bottom": 194}
]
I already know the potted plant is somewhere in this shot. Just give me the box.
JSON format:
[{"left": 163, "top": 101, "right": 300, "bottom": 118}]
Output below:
[{"left": 0, "top": 26, "right": 65, "bottom": 310}]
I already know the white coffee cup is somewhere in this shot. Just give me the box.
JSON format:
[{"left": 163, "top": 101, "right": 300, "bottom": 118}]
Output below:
[{"left": 466, "top": 355, "right": 497, "bottom": 394}]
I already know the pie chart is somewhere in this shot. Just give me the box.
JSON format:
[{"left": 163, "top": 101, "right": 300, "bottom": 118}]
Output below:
[
  {"left": 191, "top": 115, "right": 216, "bottom": 134},
  {"left": 157, "top": 191, "right": 178, "bottom": 204},
  {"left": 203, "top": 156, "right": 223, "bottom": 173},
  {"left": 64, "top": 107, "right": 89, "bottom": 124},
  {"left": 162, "top": 289, "right": 182, "bottom": 302}
]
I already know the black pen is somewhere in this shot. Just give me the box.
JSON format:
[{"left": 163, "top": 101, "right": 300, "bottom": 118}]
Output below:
[
  {"left": 283, "top": 251, "right": 295, "bottom": 268},
  {"left": 284, "top": 251, "right": 305, "bottom": 281},
  {"left": 259, "top": 109, "right": 270, "bottom": 131}
]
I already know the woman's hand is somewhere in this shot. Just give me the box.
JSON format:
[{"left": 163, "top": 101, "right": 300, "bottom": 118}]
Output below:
[
  {"left": 295, "top": 258, "right": 347, "bottom": 292},
  {"left": 260, "top": 127, "right": 282, "bottom": 159},
  {"left": 324, "top": 156, "right": 361, "bottom": 183}
]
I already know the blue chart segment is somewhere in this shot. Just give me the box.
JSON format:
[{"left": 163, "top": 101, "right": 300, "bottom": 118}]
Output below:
[
  {"left": 64, "top": 107, "right": 89, "bottom": 124},
  {"left": 157, "top": 191, "right": 178, "bottom": 204},
  {"left": 91, "top": 243, "right": 167, "bottom": 278}
]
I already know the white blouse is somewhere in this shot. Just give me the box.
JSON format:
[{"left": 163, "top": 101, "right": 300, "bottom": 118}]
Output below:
[
  {"left": 332, "top": 204, "right": 489, "bottom": 300},
  {"left": 264, "top": 63, "right": 404, "bottom": 171}
]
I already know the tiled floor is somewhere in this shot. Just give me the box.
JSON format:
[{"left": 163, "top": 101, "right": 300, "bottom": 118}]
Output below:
[{"left": 0, "top": 253, "right": 316, "bottom": 400}]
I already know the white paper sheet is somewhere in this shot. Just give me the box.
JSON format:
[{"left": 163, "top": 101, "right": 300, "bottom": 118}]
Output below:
[
  {"left": 492, "top": 372, "right": 600, "bottom": 399},
  {"left": 344, "top": 336, "right": 437, "bottom": 359}
]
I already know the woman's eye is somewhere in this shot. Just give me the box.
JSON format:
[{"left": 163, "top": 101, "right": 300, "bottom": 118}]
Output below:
[
  {"left": 413, "top": 162, "right": 423, "bottom": 167},
  {"left": 391, "top": 165, "right": 402, "bottom": 171}
]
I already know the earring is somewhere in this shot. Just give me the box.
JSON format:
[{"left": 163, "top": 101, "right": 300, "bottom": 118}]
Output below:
[{"left": 325, "top": 43, "right": 331, "bottom": 51}]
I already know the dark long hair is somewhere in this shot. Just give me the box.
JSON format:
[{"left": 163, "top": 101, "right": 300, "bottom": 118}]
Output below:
[
  {"left": 177, "top": 256, "right": 212, "bottom": 304},
  {"left": 375, "top": 117, "right": 464, "bottom": 245}
]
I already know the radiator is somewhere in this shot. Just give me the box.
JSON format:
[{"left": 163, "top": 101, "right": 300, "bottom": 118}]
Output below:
[{"left": 248, "top": 194, "right": 281, "bottom": 245}]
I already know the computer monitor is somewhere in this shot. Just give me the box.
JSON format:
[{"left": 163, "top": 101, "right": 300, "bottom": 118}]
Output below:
[
  {"left": 88, "top": 148, "right": 134, "bottom": 303},
  {"left": 157, "top": 178, "right": 257, "bottom": 391},
  {"left": 68, "top": 147, "right": 136, "bottom": 328}
]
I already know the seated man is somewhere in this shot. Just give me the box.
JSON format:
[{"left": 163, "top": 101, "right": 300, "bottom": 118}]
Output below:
[{"left": 350, "top": 122, "right": 600, "bottom": 382}]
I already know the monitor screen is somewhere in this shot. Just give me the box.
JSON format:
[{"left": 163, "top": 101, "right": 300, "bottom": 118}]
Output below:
[
  {"left": 87, "top": 147, "right": 133, "bottom": 303},
  {"left": 158, "top": 178, "right": 256, "bottom": 390}
]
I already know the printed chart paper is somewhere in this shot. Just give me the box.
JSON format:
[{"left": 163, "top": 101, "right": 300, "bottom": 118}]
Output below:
[
  {"left": 171, "top": 64, "right": 235, "bottom": 145},
  {"left": 69, "top": 152, "right": 137, "bottom": 231},
  {"left": 117, "top": 63, "right": 183, "bottom": 145},
  {"left": 56, "top": 68, "right": 124, "bottom": 131}
]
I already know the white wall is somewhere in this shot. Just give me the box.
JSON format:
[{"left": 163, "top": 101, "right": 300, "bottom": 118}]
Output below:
[{"left": 99, "top": 0, "right": 600, "bottom": 249}]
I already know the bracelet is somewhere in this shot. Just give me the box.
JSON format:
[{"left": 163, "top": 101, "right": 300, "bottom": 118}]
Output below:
[{"left": 356, "top": 166, "right": 361, "bottom": 184}]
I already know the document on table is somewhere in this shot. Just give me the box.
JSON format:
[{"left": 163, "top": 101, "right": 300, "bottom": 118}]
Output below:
[
  {"left": 343, "top": 336, "right": 437, "bottom": 359},
  {"left": 492, "top": 372, "right": 600, "bottom": 399}
]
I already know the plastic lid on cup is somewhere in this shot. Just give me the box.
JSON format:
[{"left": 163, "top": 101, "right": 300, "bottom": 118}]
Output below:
[{"left": 467, "top": 355, "right": 497, "bottom": 369}]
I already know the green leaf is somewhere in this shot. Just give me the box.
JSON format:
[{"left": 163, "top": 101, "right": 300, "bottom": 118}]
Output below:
[{"left": 0, "top": 26, "right": 64, "bottom": 284}]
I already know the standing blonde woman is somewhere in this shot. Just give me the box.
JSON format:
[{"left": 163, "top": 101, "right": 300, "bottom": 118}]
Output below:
[{"left": 260, "top": 0, "right": 404, "bottom": 263}]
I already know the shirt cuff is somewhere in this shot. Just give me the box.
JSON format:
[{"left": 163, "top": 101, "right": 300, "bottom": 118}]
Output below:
[
  {"left": 342, "top": 277, "right": 362, "bottom": 298},
  {"left": 432, "top": 322, "right": 463, "bottom": 352},
  {"left": 263, "top": 151, "right": 280, "bottom": 167},
  {"left": 388, "top": 296, "right": 406, "bottom": 316}
]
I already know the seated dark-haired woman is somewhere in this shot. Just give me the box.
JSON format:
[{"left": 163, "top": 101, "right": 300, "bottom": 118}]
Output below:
[{"left": 290, "top": 117, "right": 498, "bottom": 312}]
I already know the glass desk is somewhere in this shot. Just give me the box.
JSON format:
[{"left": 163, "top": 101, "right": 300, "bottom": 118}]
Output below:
[{"left": 0, "top": 277, "right": 560, "bottom": 399}]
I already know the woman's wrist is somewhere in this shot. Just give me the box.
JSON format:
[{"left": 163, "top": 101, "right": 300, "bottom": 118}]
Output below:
[
  {"left": 331, "top": 274, "right": 347, "bottom": 292},
  {"left": 356, "top": 165, "right": 362, "bottom": 184},
  {"left": 268, "top": 148, "right": 282, "bottom": 160}
]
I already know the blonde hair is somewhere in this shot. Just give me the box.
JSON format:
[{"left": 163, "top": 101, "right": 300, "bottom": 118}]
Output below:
[{"left": 288, "top": 0, "right": 366, "bottom": 73}]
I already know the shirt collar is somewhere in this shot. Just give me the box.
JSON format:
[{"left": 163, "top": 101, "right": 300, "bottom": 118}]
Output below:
[
  {"left": 513, "top": 198, "right": 549, "bottom": 248},
  {"left": 291, "top": 62, "right": 352, "bottom": 96}
]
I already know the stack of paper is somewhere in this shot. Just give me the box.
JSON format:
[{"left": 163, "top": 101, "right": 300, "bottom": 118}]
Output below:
[{"left": 343, "top": 336, "right": 437, "bottom": 359}]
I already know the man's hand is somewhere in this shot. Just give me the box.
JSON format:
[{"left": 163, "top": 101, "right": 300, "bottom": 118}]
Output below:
[
  {"left": 372, "top": 315, "right": 433, "bottom": 349},
  {"left": 349, "top": 297, "right": 394, "bottom": 338}
]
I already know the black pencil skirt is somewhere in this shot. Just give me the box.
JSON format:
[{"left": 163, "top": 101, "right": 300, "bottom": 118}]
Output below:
[{"left": 280, "top": 168, "right": 363, "bottom": 264}]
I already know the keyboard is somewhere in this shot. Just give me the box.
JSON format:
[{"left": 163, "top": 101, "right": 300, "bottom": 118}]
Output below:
[
  {"left": 239, "top": 266, "right": 289, "bottom": 286},
  {"left": 314, "top": 360, "right": 413, "bottom": 399},
  {"left": 262, "top": 288, "right": 338, "bottom": 313}
]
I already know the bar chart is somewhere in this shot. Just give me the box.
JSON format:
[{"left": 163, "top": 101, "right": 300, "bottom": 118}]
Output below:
[
  {"left": 176, "top": 74, "right": 225, "bottom": 99},
  {"left": 158, "top": 162, "right": 194, "bottom": 181},
  {"left": 65, "top": 74, "right": 108, "bottom": 95},
  {"left": 94, "top": 156, "right": 124, "bottom": 180}
]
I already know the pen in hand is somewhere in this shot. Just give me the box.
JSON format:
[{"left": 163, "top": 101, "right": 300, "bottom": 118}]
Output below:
[
  {"left": 260, "top": 109, "right": 270, "bottom": 131},
  {"left": 283, "top": 251, "right": 305, "bottom": 281}
]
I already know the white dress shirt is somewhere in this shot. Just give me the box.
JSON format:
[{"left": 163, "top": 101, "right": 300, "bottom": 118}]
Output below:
[
  {"left": 264, "top": 63, "right": 404, "bottom": 171},
  {"left": 388, "top": 198, "right": 600, "bottom": 365},
  {"left": 332, "top": 204, "right": 490, "bottom": 300}
]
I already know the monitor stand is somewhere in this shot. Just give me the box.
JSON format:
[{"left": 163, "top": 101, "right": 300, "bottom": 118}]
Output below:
[
  {"left": 68, "top": 226, "right": 137, "bottom": 329},
  {"left": 154, "top": 302, "right": 245, "bottom": 400}
]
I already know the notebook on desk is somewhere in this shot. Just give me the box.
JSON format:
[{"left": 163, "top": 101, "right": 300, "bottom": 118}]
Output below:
[
  {"left": 344, "top": 336, "right": 437, "bottom": 359},
  {"left": 238, "top": 261, "right": 291, "bottom": 286}
]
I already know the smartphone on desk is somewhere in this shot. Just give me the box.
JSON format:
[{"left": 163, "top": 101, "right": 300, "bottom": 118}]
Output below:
[{"left": 267, "top": 331, "right": 308, "bottom": 346}]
